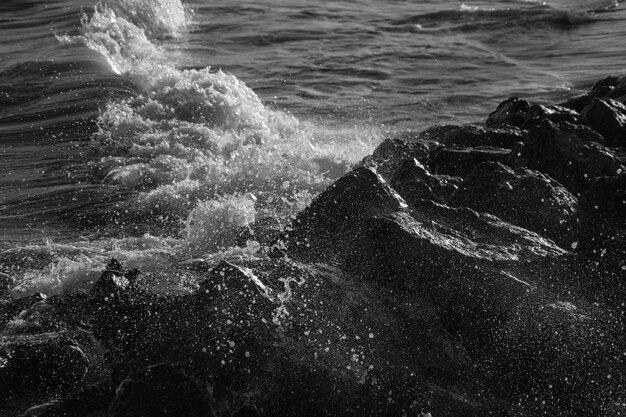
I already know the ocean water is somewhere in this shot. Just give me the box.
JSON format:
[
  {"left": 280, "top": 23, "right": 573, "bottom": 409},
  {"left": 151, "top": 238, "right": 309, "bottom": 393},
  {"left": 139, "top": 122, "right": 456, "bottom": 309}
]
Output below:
[{"left": 1, "top": 0, "right": 625, "bottom": 295}]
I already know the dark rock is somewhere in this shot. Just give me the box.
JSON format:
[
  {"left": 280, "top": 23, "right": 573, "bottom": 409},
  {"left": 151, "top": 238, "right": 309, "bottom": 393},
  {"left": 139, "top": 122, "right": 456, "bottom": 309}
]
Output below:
[
  {"left": 511, "top": 120, "right": 624, "bottom": 194},
  {"left": 279, "top": 167, "right": 406, "bottom": 263},
  {"left": 451, "top": 161, "right": 579, "bottom": 244},
  {"left": 391, "top": 158, "right": 459, "bottom": 205},
  {"left": 197, "top": 260, "right": 274, "bottom": 303},
  {"left": 360, "top": 138, "right": 435, "bottom": 181},
  {"left": 581, "top": 174, "right": 626, "bottom": 213},
  {"left": 580, "top": 98, "right": 626, "bottom": 147},
  {"left": 429, "top": 146, "right": 512, "bottom": 177},
  {"left": 417, "top": 124, "right": 526, "bottom": 148},
  {"left": 0, "top": 331, "right": 91, "bottom": 395},
  {"left": 560, "top": 94, "right": 595, "bottom": 113},
  {"left": 523, "top": 103, "right": 581, "bottom": 127},
  {"left": 90, "top": 258, "right": 140, "bottom": 297},
  {"left": 1, "top": 292, "right": 48, "bottom": 330},
  {"left": 235, "top": 217, "right": 281, "bottom": 249},
  {"left": 561, "top": 75, "right": 622, "bottom": 112},
  {"left": 0, "top": 271, "right": 12, "bottom": 297},
  {"left": 109, "top": 363, "right": 214, "bottom": 417},
  {"left": 608, "top": 74, "right": 626, "bottom": 102},
  {"left": 486, "top": 96, "right": 530, "bottom": 127}
]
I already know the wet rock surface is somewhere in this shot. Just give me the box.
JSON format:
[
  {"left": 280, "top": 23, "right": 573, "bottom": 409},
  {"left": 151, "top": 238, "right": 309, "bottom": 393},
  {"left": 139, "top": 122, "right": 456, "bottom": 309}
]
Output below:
[{"left": 4, "top": 75, "right": 626, "bottom": 417}]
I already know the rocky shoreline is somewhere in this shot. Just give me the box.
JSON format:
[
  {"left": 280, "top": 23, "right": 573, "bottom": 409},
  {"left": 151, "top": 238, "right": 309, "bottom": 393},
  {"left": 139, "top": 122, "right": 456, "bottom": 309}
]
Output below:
[{"left": 2, "top": 75, "right": 626, "bottom": 416}]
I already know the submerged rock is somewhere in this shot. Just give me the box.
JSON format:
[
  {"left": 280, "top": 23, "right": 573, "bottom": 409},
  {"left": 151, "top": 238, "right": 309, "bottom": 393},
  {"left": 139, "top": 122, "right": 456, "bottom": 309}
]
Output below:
[{"left": 451, "top": 161, "right": 579, "bottom": 243}]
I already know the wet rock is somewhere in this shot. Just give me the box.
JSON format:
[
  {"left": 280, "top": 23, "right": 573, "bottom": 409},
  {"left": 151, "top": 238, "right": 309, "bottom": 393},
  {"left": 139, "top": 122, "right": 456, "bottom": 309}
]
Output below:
[
  {"left": 417, "top": 124, "right": 526, "bottom": 148},
  {"left": 608, "top": 74, "right": 626, "bottom": 102},
  {"left": 0, "top": 271, "right": 12, "bottom": 298},
  {"left": 390, "top": 158, "right": 460, "bottom": 205},
  {"left": 280, "top": 167, "right": 406, "bottom": 263},
  {"left": 197, "top": 260, "right": 274, "bottom": 305},
  {"left": 235, "top": 217, "right": 281, "bottom": 249},
  {"left": 0, "top": 331, "right": 91, "bottom": 395},
  {"left": 581, "top": 174, "right": 626, "bottom": 214},
  {"left": 560, "top": 75, "right": 622, "bottom": 112},
  {"left": 580, "top": 98, "right": 626, "bottom": 147},
  {"left": 109, "top": 363, "right": 214, "bottom": 417},
  {"left": 1, "top": 292, "right": 48, "bottom": 331},
  {"left": 429, "top": 146, "right": 511, "bottom": 177},
  {"left": 486, "top": 96, "right": 530, "bottom": 127},
  {"left": 523, "top": 103, "right": 581, "bottom": 127},
  {"left": 511, "top": 120, "right": 624, "bottom": 194},
  {"left": 451, "top": 161, "right": 579, "bottom": 243},
  {"left": 360, "top": 138, "right": 435, "bottom": 181},
  {"left": 90, "top": 258, "right": 140, "bottom": 297}
]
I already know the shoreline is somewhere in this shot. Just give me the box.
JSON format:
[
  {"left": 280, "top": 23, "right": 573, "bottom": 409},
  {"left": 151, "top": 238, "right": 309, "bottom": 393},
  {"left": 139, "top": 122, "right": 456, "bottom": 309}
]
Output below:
[{"left": 2, "top": 74, "right": 626, "bottom": 417}]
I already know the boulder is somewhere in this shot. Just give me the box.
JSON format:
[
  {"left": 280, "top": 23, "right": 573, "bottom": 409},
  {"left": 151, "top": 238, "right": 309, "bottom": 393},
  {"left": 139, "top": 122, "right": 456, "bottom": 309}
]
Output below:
[
  {"left": 523, "top": 103, "right": 581, "bottom": 127},
  {"left": 0, "top": 271, "right": 12, "bottom": 298},
  {"left": 608, "top": 74, "right": 626, "bottom": 103},
  {"left": 279, "top": 167, "right": 406, "bottom": 263},
  {"left": 429, "top": 146, "right": 511, "bottom": 177},
  {"left": 109, "top": 363, "right": 214, "bottom": 417},
  {"left": 560, "top": 75, "right": 622, "bottom": 112},
  {"left": 486, "top": 96, "right": 530, "bottom": 127},
  {"left": 390, "top": 158, "right": 460, "bottom": 205},
  {"left": 0, "top": 331, "right": 91, "bottom": 395},
  {"left": 360, "top": 138, "right": 435, "bottom": 181},
  {"left": 451, "top": 161, "right": 579, "bottom": 244},
  {"left": 581, "top": 174, "right": 626, "bottom": 214},
  {"left": 511, "top": 120, "right": 624, "bottom": 195},
  {"left": 580, "top": 98, "right": 626, "bottom": 147},
  {"left": 417, "top": 124, "right": 526, "bottom": 148},
  {"left": 90, "top": 258, "right": 140, "bottom": 298}
]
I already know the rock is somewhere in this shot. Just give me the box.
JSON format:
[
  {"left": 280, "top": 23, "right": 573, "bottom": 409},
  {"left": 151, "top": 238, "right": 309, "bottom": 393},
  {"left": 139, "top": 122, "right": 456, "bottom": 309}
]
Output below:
[
  {"left": 390, "top": 158, "right": 460, "bottom": 205},
  {"left": 580, "top": 98, "right": 626, "bottom": 147},
  {"left": 451, "top": 161, "right": 579, "bottom": 244},
  {"left": 235, "top": 217, "right": 281, "bottom": 249},
  {"left": 90, "top": 258, "right": 140, "bottom": 297},
  {"left": 523, "top": 104, "right": 581, "bottom": 127},
  {"left": 429, "top": 146, "right": 512, "bottom": 177},
  {"left": 417, "top": 124, "right": 526, "bottom": 148},
  {"left": 0, "top": 271, "right": 13, "bottom": 297},
  {"left": 511, "top": 120, "right": 624, "bottom": 194},
  {"left": 360, "top": 138, "right": 435, "bottom": 181},
  {"left": 608, "top": 74, "right": 626, "bottom": 102},
  {"left": 0, "top": 331, "right": 91, "bottom": 396},
  {"left": 560, "top": 75, "right": 622, "bottom": 112},
  {"left": 197, "top": 260, "right": 274, "bottom": 304},
  {"left": 486, "top": 96, "right": 530, "bottom": 127},
  {"left": 109, "top": 363, "right": 214, "bottom": 417},
  {"left": 1, "top": 292, "right": 48, "bottom": 331},
  {"left": 581, "top": 174, "right": 626, "bottom": 214},
  {"left": 279, "top": 167, "right": 406, "bottom": 263}
]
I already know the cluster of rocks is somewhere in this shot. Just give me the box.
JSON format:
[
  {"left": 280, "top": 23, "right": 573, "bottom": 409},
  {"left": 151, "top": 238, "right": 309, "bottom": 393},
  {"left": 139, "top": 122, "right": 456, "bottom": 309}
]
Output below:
[{"left": 2, "top": 75, "right": 626, "bottom": 416}]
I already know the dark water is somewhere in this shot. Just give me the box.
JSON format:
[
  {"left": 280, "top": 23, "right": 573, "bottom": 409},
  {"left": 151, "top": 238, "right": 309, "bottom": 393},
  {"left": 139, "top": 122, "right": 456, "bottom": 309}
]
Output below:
[{"left": 1, "top": 0, "right": 625, "bottom": 294}]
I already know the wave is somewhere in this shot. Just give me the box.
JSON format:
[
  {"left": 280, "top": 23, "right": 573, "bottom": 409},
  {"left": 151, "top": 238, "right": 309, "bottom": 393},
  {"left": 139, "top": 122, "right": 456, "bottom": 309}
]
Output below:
[
  {"left": 1, "top": 0, "right": 381, "bottom": 295},
  {"left": 388, "top": 3, "right": 602, "bottom": 32}
]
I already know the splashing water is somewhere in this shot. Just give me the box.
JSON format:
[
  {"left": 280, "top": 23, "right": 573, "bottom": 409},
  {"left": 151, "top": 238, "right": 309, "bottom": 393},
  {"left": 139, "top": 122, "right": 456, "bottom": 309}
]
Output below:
[{"left": 7, "top": 0, "right": 381, "bottom": 296}]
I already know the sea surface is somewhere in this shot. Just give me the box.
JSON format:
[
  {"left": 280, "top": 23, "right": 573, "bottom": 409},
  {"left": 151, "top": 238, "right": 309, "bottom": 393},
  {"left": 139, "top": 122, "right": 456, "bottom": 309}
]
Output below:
[{"left": 1, "top": 0, "right": 625, "bottom": 295}]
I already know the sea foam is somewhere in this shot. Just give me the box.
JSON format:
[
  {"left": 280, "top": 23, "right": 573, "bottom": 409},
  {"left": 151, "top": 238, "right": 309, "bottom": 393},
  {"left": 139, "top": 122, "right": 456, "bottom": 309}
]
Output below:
[{"left": 8, "top": 0, "right": 380, "bottom": 296}]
